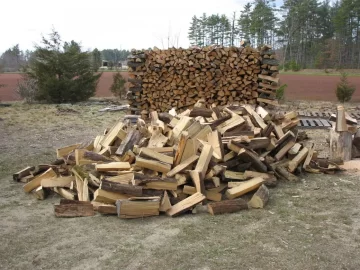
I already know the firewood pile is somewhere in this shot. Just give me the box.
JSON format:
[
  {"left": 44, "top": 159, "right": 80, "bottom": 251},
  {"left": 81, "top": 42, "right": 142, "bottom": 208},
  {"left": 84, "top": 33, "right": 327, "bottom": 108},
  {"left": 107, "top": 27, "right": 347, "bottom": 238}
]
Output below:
[
  {"left": 126, "top": 45, "right": 280, "bottom": 116},
  {"left": 329, "top": 105, "right": 360, "bottom": 160},
  {"left": 14, "top": 101, "right": 345, "bottom": 218}
]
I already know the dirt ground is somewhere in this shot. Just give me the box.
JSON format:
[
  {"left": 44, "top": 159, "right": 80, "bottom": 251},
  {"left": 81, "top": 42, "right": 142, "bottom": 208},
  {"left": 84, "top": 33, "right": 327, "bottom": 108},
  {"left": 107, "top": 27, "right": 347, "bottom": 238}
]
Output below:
[
  {"left": 1, "top": 100, "right": 360, "bottom": 270},
  {"left": 1, "top": 71, "right": 360, "bottom": 102}
]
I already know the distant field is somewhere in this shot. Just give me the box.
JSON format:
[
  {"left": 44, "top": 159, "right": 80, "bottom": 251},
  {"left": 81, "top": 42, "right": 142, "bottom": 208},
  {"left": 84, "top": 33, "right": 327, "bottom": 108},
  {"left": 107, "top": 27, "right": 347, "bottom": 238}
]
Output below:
[{"left": 1, "top": 70, "right": 360, "bottom": 102}]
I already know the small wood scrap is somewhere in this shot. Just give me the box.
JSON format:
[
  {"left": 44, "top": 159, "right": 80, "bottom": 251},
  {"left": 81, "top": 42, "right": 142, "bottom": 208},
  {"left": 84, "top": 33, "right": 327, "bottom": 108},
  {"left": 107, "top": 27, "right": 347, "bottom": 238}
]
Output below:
[
  {"left": 98, "top": 104, "right": 130, "bottom": 112},
  {"left": 14, "top": 101, "right": 346, "bottom": 219}
]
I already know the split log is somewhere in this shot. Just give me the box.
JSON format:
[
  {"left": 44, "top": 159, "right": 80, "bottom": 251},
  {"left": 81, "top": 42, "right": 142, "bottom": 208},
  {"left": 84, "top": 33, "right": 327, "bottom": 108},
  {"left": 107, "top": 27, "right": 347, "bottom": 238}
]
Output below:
[
  {"left": 100, "top": 180, "right": 143, "bottom": 196},
  {"left": 207, "top": 198, "right": 248, "bottom": 215},
  {"left": 248, "top": 184, "right": 269, "bottom": 208},
  {"left": 225, "top": 177, "right": 265, "bottom": 199},
  {"left": 166, "top": 192, "right": 206, "bottom": 217}
]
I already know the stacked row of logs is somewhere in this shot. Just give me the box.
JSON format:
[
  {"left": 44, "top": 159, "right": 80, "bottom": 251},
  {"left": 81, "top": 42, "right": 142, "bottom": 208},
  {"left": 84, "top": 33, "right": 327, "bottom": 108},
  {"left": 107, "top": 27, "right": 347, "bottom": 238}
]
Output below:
[
  {"left": 14, "top": 101, "right": 344, "bottom": 218},
  {"left": 127, "top": 45, "right": 280, "bottom": 115},
  {"left": 257, "top": 46, "right": 280, "bottom": 106}
]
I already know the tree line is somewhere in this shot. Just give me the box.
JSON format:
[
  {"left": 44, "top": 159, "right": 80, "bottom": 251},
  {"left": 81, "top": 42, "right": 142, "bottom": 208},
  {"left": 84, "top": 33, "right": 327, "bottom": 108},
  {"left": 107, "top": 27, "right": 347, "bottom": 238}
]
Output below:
[
  {"left": 188, "top": 0, "right": 360, "bottom": 69},
  {"left": 0, "top": 45, "right": 130, "bottom": 72}
]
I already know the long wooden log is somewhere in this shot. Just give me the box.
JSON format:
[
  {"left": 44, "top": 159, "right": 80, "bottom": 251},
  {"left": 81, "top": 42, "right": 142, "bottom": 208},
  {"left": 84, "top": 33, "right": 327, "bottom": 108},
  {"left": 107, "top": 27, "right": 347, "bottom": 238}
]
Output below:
[{"left": 207, "top": 198, "right": 248, "bottom": 215}]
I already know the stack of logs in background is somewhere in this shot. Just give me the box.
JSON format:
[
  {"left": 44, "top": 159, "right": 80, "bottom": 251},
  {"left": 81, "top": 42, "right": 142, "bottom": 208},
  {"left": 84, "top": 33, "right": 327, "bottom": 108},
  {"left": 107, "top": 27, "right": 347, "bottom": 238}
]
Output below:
[{"left": 127, "top": 45, "right": 280, "bottom": 115}]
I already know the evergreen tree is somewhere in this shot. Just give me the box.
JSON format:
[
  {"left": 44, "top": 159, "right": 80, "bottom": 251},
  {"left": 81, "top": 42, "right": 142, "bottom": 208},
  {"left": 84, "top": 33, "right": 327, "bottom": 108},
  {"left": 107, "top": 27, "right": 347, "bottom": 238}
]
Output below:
[
  {"left": 25, "top": 30, "right": 101, "bottom": 103},
  {"left": 92, "top": 48, "right": 102, "bottom": 71}
]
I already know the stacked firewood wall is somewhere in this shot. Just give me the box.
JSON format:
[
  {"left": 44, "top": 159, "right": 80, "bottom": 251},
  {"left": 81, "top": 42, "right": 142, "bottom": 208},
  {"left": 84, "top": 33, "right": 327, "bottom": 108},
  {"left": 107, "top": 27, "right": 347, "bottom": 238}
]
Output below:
[
  {"left": 257, "top": 46, "right": 280, "bottom": 106},
  {"left": 127, "top": 46, "right": 280, "bottom": 114}
]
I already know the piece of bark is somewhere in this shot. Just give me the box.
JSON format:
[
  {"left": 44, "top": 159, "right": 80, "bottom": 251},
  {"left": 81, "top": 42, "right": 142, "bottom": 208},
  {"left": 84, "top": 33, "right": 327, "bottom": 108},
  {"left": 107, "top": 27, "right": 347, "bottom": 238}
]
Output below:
[
  {"left": 275, "top": 166, "right": 299, "bottom": 181},
  {"left": 207, "top": 198, "right": 248, "bottom": 215},
  {"left": 248, "top": 184, "right": 269, "bottom": 208},
  {"left": 158, "top": 112, "right": 174, "bottom": 124},
  {"left": 189, "top": 107, "right": 213, "bottom": 117},
  {"left": 100, "top": 179, "right": 143, "bottom": 196},
  {"left": 54, "top": 202, "right": 94, "bottom": 217},
  {"left": 13, "top": 166, "right": 35, "bottom": 182}
]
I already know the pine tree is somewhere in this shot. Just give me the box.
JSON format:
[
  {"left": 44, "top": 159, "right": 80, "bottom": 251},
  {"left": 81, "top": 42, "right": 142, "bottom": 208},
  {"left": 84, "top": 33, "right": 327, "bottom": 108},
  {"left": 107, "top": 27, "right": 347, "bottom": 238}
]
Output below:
[
  {"left": 92, "top": 48, "right": 102, "bottom": 71},
  {"left": 25, "top": 30, "right": 101, "bottom": 103},
  {"left": 336, "top": 72, "right": 356, "bottom": 103}
]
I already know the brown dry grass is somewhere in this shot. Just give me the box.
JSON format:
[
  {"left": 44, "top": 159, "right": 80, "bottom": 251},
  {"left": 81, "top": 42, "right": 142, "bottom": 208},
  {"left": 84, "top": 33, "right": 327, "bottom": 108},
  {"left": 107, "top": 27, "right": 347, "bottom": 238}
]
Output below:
[{"left": 1, "top": 101, "right": 360, "bottom": 270}]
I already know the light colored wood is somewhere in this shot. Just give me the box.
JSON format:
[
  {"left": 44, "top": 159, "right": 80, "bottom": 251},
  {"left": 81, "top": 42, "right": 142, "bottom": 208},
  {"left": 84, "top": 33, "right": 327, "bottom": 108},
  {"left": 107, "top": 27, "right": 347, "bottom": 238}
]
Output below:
[
  {"left": 23, "top": 168, "right": 57, "bottom": 193},
  {"left": 329, "top": 129, "right": 352, "bottom": 161},
  {"left": 207, "top": 130, "right": 224, "bottom": 161},
  {"left": 224, "top": 151, "right": 236, "bottom": 161},
  {"left": 41, "top": 176, "right": 74, "bottom": 188},
  {"left": 159, "top": 191, "right": 172, "bottom": 212},
  {"left": 171, "top": 116, "right": 193, "bottom": 143},
  {"left": 135, "top": 157, "right": 171, "bottom": 173},
  {"left": 148, "top": 132, "right": 168, "bottom": 148},
  {"left": 255, "top": 106, "right": 270, "bottom": 121},
  {"left": 53, "top": 187, "right": 76, "bottom": 200},
  {"left": 116, "top": 197, "right": 161, "bottom": 219},
  {"left": 106, "top": 173, "right": 134, "bottom": 184},
  {"left": 336, "top": 105, "right": 348, "bottom": 132},
  {"left": 248, "top": 184, "right": 269, "bottom": 208},
  {"left": 303, "top": 144, "right": 315, "bottom": 169},
  {"left": 95, "top": 162, "right": 131, "bottom": 171},
  {"left": 288, "top": 147, "right": 309, "bottom": 172},
  {"left": 100, "top": 120, "right": 124, "bottom": 147},
  {"left": 180, "top": 138, "right": 199, "bottom": 164},
  {"left": 139, "top": 147, "right": 173, "bottom": 164},
  {"left": 174, "top": 133, "right": 188, "bottom": 166},
  {"left": 182, "top": 185, "right": 222, "bottom": 201},
  {"left": 56, "top": 143, "right": 81, "bottom": 158},
  {"left": 194, "top": 144, "right": 213, "bottom": 180},
  {"left": 226, "top": 177, "right": 265, "bottom": 199},
  {"left": 166, "top": 155, "right": 199, "bottom": 177},
  {"left": 166, "top": 192, "right": 206, "bottom": 217},
  {"left": 217, "top": 112, "right": 245, "bottom": 134},
  {"left": 33, "top": 186, "right": 46, "bottom": 200},
  {"left": 97, "top": 204, "right": 117, "bottom": 215},
  {"left": 288, "top": 143, "right": 302, "bottom": 157},
  {"left": 93, "top": 189, "right": 131, "bottom": 204},
  {"left": 224, "top": 170, "right": 246, "bottom": 180},
  {"left": 274, "top": 138, "right": 296, "bottom": 161},
  {"left": 193, "top": 125, "right": 212, "bottom": 141}
]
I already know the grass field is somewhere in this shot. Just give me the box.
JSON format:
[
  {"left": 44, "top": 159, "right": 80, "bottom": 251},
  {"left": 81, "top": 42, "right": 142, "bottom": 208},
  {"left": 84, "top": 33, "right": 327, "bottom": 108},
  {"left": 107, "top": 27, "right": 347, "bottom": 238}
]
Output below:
[{"left": 1, "top": 101, "right": 360, "bottom": 269}]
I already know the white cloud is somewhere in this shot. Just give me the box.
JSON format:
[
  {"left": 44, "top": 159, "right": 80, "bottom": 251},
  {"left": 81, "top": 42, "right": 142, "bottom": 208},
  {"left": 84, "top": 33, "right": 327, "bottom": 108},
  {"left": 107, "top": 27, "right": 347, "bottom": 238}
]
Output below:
[{"left": 0, "top": 0, "right": 249, "bottom": 53}]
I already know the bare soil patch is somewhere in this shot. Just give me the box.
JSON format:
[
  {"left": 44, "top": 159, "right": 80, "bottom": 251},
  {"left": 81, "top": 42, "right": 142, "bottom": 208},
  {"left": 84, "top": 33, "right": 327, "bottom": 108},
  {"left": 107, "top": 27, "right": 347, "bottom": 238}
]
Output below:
[
  {"left": 1, "top": 100, "right": 360, "bottom": 269},
  {"left": 2, "top": 71, "right": 360, "bottom": 103}
]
